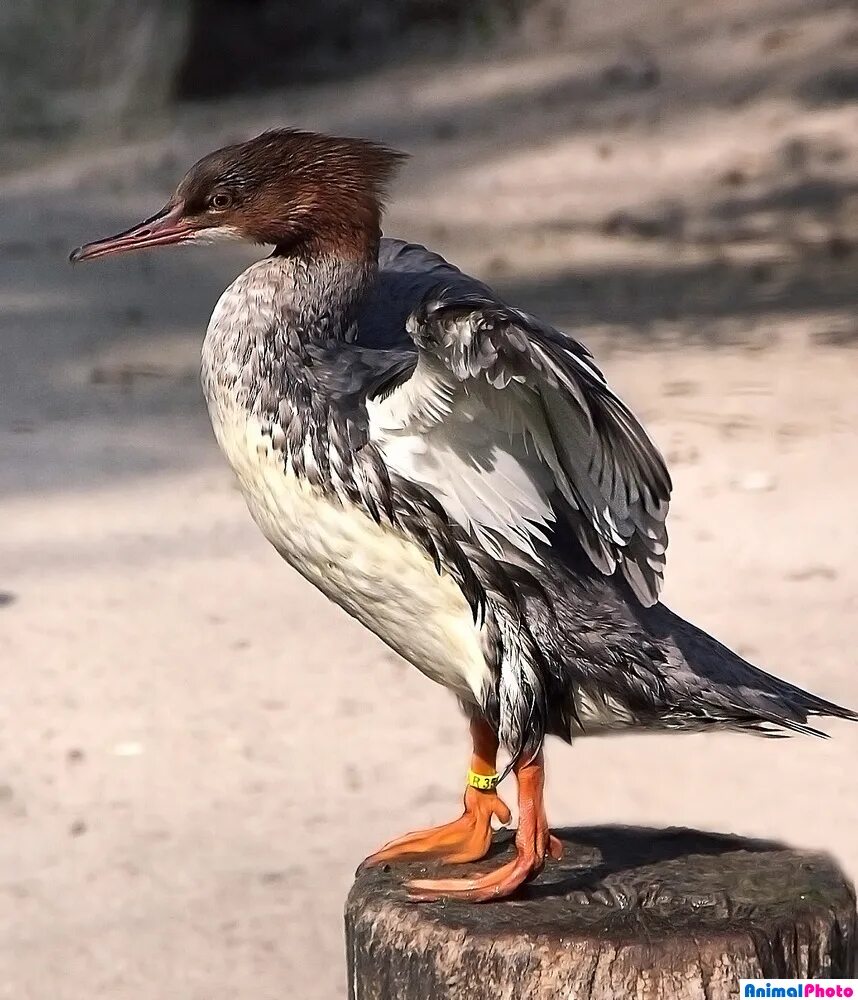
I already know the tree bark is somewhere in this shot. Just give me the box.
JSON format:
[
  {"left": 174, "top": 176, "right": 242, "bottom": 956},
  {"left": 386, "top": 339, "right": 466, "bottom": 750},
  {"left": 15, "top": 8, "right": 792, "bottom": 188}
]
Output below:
[{"left": 346, "top": 826, "right": 857, "bottom": 1000}]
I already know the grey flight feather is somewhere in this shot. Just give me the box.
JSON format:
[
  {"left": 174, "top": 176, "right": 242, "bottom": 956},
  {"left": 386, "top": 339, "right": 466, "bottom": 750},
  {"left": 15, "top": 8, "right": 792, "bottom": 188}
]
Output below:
[{"left": 364, "top": 239, "right": 671, "bottom": 606}]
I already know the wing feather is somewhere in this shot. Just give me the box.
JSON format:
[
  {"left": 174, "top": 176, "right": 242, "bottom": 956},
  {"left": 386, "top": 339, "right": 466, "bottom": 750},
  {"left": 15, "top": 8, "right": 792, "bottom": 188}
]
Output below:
[{"left": 364, "top": 270, "right": 671, "bottom": 605}]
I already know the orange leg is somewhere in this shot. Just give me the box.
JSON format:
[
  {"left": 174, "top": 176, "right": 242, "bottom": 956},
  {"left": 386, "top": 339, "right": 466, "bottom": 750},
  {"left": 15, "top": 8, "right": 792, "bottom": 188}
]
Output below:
[
  {"left": 362, "top": 718, "right": 511, "bottom": 866},
  {"left": 407, "top": 747, "right": 562, "bottom": 902}
]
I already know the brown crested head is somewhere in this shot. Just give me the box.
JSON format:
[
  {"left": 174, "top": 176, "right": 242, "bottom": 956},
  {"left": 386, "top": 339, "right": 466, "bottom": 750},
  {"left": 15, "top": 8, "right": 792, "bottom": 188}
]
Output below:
[{"left": 70, "top": 129, "right": 406, "bottom": 263}]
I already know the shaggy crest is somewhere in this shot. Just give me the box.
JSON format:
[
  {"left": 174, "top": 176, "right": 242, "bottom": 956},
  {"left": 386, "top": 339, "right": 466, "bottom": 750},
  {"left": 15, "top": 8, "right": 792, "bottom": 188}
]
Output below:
[{"left": 177, "top": 128, "right": 407, "bottom": 253}]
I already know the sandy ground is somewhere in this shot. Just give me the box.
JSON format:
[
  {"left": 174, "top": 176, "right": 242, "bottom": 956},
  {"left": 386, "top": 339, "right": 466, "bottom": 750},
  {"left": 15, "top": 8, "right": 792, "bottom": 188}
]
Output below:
[{"left": 2, "top": 3, "right": 858, "bottom": 997}]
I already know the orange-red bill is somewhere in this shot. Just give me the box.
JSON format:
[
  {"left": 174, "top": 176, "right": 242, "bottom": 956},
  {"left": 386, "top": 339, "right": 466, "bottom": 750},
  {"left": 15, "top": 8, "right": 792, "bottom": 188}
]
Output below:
[{"left": 69, "top": 204, "right": 193, "bottom": 262}]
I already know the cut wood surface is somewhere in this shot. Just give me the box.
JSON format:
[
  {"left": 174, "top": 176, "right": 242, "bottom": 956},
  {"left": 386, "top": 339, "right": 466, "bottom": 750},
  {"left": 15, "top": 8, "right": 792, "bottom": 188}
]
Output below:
[{"left": 346, "top": 826, "right": 857, "bottom": 1000}]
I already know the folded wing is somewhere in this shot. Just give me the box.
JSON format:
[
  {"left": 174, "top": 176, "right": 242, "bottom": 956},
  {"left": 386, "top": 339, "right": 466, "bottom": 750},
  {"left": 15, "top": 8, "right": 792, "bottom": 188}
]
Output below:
[{"left": 365, "top": 279, "right": 671, "bottom": 606}]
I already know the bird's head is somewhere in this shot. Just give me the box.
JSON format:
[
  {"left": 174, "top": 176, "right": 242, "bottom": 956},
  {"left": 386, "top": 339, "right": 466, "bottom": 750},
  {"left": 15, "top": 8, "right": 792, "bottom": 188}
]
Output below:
[{"left": 70, "top": 129, "right": 406, "bottom": 263}]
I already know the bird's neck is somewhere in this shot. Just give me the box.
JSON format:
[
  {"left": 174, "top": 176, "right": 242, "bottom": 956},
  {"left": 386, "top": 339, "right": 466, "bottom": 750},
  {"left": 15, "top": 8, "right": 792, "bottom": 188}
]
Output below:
[
  {"left": 202, "top": 250, "right": 376, "bottom": 408},
  {"left": 277, "top": 248, "right": 377, "bottom": 341}
]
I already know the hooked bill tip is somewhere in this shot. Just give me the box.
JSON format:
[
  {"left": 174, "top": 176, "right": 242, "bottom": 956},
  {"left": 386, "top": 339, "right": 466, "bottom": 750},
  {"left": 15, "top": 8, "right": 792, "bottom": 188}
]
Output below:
[{"left": 69, "top": 246, "right": 84, "bottom": 263}]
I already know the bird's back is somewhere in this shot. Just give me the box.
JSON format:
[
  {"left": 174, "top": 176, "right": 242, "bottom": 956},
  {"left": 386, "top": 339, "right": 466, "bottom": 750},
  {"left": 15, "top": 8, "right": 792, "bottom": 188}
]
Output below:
[{"left": 355, "top": 238, "right": 492, "bottom": 350}]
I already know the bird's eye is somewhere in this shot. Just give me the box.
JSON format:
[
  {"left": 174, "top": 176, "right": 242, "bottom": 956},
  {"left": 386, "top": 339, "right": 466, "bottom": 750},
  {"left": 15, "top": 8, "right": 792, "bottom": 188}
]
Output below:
[{"left": 209, "top": 192, "right": 232, "bottom": 210}]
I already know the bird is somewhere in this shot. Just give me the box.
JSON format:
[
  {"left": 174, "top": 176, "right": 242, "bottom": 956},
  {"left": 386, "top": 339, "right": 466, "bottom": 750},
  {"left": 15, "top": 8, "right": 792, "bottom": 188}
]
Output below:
[{"left": 70, "top": 128, "right": 855, "bottom": 902}]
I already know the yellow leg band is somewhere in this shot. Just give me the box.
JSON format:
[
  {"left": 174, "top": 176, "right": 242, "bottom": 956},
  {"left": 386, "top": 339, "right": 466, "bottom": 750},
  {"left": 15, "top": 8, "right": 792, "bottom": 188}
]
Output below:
[{"left": 467, "top": 769, "right": 500, "bottom": 791}]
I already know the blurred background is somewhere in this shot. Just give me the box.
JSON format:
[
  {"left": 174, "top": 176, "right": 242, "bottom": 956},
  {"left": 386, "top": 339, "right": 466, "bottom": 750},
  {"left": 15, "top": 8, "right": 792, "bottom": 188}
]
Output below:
[{"left": 1, "top": 1, "right": 857, "bottom": 997}]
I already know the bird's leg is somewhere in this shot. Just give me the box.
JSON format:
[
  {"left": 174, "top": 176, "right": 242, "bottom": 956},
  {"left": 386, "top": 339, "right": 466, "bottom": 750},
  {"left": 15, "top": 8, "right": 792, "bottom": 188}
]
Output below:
[
  {"left": 406, "top": 747, "right": 562, "bottom": 902},
  {"left": 362, "top": 718, "right": 511, "bottom": 866}
]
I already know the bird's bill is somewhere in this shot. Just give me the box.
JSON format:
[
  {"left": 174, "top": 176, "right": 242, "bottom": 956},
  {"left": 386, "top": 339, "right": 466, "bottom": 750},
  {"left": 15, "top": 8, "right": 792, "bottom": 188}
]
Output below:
[{"left": 69, "top": 203, "right": 195, "bottom": 262}]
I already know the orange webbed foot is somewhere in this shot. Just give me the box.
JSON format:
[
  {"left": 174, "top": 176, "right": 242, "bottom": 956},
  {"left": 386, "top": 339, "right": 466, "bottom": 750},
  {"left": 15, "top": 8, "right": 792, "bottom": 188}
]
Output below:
[
  {"left": 406, "top": 749, "right": 560, "bottom": 903},
  {"left": 362, "top": 786, "right": 512, "bottom": 867},
  {"left": 405, "top": 827, "right": 560, "bottom": 902}
]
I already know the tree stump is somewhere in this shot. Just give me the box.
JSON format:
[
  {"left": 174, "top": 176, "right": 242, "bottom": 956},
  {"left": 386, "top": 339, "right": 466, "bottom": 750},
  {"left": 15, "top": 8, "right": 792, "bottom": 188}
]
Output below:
[{"left": 345, "top": 826, "right": 857, "bottom": 1000}]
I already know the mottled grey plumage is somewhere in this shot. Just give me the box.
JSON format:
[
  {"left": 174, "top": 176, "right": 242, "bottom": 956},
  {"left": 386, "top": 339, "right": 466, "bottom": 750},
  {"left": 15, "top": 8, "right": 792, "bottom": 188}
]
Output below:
[
  {"left": 70, "top": 128, "right": 855, "bottom": 904},
  {"left": 200, "top": 236, "right": 855, "bottom": 764}
]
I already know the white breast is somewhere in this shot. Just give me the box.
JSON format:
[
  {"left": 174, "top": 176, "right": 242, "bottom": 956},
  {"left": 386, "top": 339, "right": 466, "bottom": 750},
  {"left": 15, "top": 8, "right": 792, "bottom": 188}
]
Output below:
[{"left": 208, "top": 399, "right": 491, "bottom": 705}]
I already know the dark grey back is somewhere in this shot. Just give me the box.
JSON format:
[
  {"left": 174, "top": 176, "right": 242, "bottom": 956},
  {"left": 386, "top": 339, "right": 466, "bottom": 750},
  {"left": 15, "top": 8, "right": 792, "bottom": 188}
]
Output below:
[{"left": 355, "top": 237, "right": 493, "bottom": 349}]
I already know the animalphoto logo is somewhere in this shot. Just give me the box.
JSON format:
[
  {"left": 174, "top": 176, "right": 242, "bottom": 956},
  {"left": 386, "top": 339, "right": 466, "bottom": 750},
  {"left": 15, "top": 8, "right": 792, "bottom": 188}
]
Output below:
[{"left": 740, "top": 982, "right": 858, "bottom": 998}]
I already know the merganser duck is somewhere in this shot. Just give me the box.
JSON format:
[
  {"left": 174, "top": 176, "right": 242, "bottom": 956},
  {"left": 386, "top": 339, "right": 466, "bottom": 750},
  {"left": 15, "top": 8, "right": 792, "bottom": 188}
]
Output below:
[{"left": 70, "top": 129, "right": 856, "bottom": 902}]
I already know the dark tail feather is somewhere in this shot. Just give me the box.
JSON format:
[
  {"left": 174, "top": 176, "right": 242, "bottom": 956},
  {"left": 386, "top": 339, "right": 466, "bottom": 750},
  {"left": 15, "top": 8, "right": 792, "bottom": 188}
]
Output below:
[
  {"left": 645, "top": 603, "right": 858, "bottom": 737},
  {"left": 746, "top": 681, "right": 858, "bottom": 738}
]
